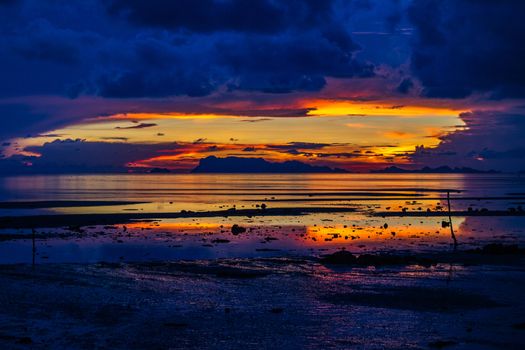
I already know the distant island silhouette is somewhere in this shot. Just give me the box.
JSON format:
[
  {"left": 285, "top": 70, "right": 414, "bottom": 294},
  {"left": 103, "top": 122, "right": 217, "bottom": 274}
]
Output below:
[
  {"left": 372, "top": 166, "right": 500, "bottom": 174},
  {"left": 148, "top": 167, "right": 171, "bottom": 174},
  {"left": 192, "top": 156, "right": 348, "bottom": 173}
]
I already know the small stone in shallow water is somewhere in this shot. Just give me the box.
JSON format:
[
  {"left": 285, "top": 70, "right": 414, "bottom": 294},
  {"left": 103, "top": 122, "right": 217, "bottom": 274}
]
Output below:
[
  {"left": 16, "top": 337, "right": 33, "bottom": 345},
  {"left": 512, "top": 322, "right": 525, "bottom": 330},
  {"left": 231, "top": 224, "right": 246, "bottom": 235},
  {"left": 163, "top": 322, "right": 188, "bottom": 329},
  {"left": 471, "top": 243, "right": 524, "bottom": 255},
  {"left": 428, "top": 340, "right": 458, "bottom": 348},
  {"left": 319, "top": 250, "right": 356, "bottom": 264}
]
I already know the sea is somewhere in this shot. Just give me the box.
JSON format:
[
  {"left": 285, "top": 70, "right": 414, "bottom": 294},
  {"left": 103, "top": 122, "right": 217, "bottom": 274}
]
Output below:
[{"left": 0, "top": 173, "right": 524, "bottom": 263}]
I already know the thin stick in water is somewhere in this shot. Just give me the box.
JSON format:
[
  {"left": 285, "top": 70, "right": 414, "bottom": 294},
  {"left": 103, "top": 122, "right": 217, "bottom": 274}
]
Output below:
[
  {"left": 32, "top": 228, "right": 36, "bottom": 267},
  {"left": 447, "top": 191, "right": 458, "bottom": 249}
]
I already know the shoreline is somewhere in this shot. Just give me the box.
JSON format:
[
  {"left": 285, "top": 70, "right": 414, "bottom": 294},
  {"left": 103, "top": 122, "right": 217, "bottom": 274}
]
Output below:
[
  {"left": 0, "top": 200, "right": 147, "bottom": 209},
  {"left": 1, "top": 206, "right": 524, "bottom": 229},
  {"left": 0, "top": 244, "right": 523, "bottom": 267},
  {"left": 0, "top": 207, "right": 356, "bottom": 229}
]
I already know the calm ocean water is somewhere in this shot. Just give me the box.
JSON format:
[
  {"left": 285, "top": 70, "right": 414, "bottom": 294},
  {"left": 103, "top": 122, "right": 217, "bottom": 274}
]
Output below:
[
  {"left": 0, "top": 173, "right": 524, "bottom": 263},
  {"left": 1, "top": 173, "right": 524, "bottom": 212}
]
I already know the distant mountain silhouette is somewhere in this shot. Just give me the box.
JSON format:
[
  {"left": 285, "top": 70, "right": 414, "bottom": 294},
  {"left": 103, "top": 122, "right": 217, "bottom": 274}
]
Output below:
[
  {"left": 192, "top": 156, "right": 348, "bottom": 173},
  {"left": 149, "top": 167, "right": 171, "bottom": 174},
  {"left": 372, "top": 166, "right": 500, "bottom": 174}
]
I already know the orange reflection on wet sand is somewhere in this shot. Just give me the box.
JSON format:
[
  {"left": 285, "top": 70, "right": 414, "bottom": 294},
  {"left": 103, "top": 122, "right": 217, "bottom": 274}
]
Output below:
[
  {"left": 125, "top": 221, "right": 223, "bottom": 233},
  {"left": 304, "top": 217, "right": 467, "bottom": 247}
]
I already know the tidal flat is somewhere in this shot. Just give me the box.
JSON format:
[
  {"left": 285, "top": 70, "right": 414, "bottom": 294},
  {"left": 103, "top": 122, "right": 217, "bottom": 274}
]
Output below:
[
  {"left": 1, "top": 253, "right": 524, "bottom": 349},
  {"left": 1, "top": 174, "right": 525, "bottom": 348}
]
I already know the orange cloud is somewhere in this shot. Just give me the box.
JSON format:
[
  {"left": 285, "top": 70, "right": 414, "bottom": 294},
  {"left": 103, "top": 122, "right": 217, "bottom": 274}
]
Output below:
[
  {"left": 383, "top": 131, "right": 416, "bottom": 139},
  {"left": 126, "top": 141, "right": 405, "bottom": 172},
  {"left": 305, "top": 99, "right": 467, "bottom": 118}
]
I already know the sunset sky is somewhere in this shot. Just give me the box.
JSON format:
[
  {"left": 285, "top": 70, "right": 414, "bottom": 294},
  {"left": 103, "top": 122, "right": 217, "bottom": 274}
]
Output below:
[{"left": 0, "top": 0, "right": 524, "bottom": 173}]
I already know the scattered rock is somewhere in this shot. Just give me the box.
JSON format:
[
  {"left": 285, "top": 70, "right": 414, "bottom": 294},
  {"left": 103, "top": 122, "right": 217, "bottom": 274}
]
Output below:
[
  {"left": 512, "top": 322, "right": 525, "bottom": 330},
  {"left": 211, "top": 239, "right": 230, "bottom": 243},
  {"left": 163, "top": 322, "right": 189, "bottom": 329},
  {"left": 469, "top": 243, "right": 524, "bottom": 255},
  {"left": 16, "top": 337, "right": 33, "bottom": 345},
  {"left": 320, "top": 251, "right": 435, "bottom": 267},
  {"left": 320, "top": 250, "right": 357, "bottom": 264},
  {"left": 231, "top": 224, "right": 246, "bottom": 235},
  {"left": 356, "top": 254, "right": 434, "bottom": 267},
  {"left": 428, "top": 340, "right": 458, "bottom": 348},
  {"left": 482, "top": 243, "right": 523, "bottom": 254}
]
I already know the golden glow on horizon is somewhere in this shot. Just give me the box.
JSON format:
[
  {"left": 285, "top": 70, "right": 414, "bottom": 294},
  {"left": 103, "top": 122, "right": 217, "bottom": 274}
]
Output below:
[
  {"left": 102, "top": 113, "right": 232, "bottom": 120},
  {"left": 87, "top": 99, "right": 469, "bottom": 122},
  {"left": 3, "top": 98, "right": 468, "bottom": 171},
  {"left": 305, "top": 100, "right": 467, "bottom": 118}
]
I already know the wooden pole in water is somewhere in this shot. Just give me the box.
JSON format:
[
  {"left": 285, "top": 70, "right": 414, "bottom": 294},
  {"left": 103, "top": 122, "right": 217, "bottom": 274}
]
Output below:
[
  {"left": 447, "top": 191, "right": 458, "bottom": 249},
  {"left": 32, "top": 228, "right": 36, "bottom": 268}
]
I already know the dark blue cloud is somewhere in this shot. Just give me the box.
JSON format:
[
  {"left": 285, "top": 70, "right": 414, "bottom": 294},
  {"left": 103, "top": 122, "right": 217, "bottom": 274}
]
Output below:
[
  {"left": 408, "top": 0, "right": 525, "bottom": 99},
  {"left": 95, "top": 0, "right": 375, "bottom": 96},
  {"left": 0, "top": 0, "right": 375, "bottom": 100},
  {"left": 0, "top": 0, "right": 17, "bottom": 6},
  {"left": 10, "top": 20, "right": 82, "bottom": 64},
  {"left": 396, "top": 78, "right": 413, "bottom": 94},
  {"left": 411, "top": 110, "right": 525, "bottom": 172},
  {"left": 218, "top": 31, "right": 373, "bottom": 93},
  {"left": 104, "top": 0, "right": 347, "bottom": 36},
  {"left": 0, "top": 139, "right": 180, "bottom": 174},
  {"left": 6, "top": 0, "right": 523, "bottom": 105},
  {"left": 0, "top": 104, "right": 51, "bottom": 140}
]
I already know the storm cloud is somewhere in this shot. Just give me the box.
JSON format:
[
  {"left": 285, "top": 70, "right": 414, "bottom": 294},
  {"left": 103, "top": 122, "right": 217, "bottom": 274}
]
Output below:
[
  {"left": 1, "top": 0, "right": 524, "bottom": 173},
  {"left": 408, "top": 0, "right": 525, "bottom": 99},
  {"left": 0, "top": 0, "right": 374, "bottom": 100},
  {"left": 411, "top": 110, "right": 525, "bottom": 172}
]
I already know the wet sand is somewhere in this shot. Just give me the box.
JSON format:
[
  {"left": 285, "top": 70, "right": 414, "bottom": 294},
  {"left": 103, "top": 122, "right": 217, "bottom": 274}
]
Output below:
[
  {"left": 0, "top": 201, "right": 147, "bottom": 209},
  {"left": 0, "top": 207, "right": 356, "bottom": 229},
  {"left": 1, "top": 175, "right": 524, "bottom": 348},
  {"left": 1, "top": 253, "right": 524, "bottom": 349},
  {"left": 376, "top": 210, "right": 525, "bottom": 217},
  {"left": 1, "top": 205, "right": 524, "bottom": 230}
]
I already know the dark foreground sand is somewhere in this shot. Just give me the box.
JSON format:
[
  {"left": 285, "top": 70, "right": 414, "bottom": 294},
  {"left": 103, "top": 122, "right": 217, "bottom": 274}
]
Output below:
[{"left": 1, "top": 253, "right": 525, "bottom": 349}]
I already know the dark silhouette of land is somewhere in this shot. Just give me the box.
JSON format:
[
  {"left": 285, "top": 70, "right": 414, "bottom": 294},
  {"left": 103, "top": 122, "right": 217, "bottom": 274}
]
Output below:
[
  {"left": 372, "top": 166, "right": 500, "bottom": 174},
  {"left": 148, "top": 167, "right": 171, "bottom": 173},
  {"left": 192, "top": 156, "right": 347, "bottom": 173}
]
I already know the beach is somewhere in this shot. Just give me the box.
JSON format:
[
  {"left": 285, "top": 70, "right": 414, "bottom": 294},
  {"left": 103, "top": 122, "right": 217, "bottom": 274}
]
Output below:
[
  {"left": 3, "top": 1, "right": 525, "bottom": 347},
  {"left": 1, "top": 173, "right": 525, "bottom": 348}
]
